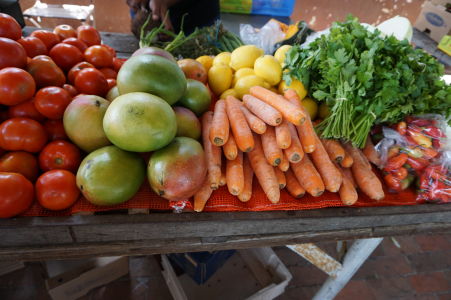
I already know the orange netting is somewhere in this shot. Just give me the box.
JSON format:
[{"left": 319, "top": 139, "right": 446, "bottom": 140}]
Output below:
[{"left": 22, "top": 175, "right": 417, "bottom": 217}]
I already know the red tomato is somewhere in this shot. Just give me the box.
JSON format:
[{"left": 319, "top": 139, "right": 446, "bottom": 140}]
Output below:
[
  {"left": 63, "top": 83, "right": 78, "bottom": 97},
  {"left": 30, "top": 30, "right": 60, "bottom": 51},
  {"left": 112, "top": 57, "right": 126, "bottom": 72},
  {"left": 27, "top": 55, "right": 66, "bottom": 88},
  {"left": 0, "top": 117, "right": 48, "bottom": 152},
  {"left": 77, "top": 25, "right": 101, "bottom": 46},
  {"left": 34, "top": 86, "right": 72, "bottom": 120},
  {"left": 0, "top": 172, "right": 34, "bottom": 218},
  {"left": 102, "top": 44, "right": 116, "bottom": 57},
  {"left": 84, "top": 45, "right": 114, "bottom": 68},
  {"left": 0, "top": 106, "right": 8, "bottom": 123},
  {"left": 74, "top": 68, "right": 109, "bottom": 96},
  {"left": 0, "top": 37, "right": 27, "bottom": 69},
  {"left": 62, "top": 37, "right": 88, "bottom": 52},
  {"left": 8, "top": 98, "right": 45, "bottom": 122},
  {"left": 36, "top": 169, "right": 79, "bottom": 211},
  {"left": 44, "top": 119, "right": 68, "bottom": 141},
  {"left": 53, "top": 24, "right": 77, "bottom": 40},
  {"left": 39, "top": 140, "right": 81, "bottom": 172},
  {"left": 107, "top": 78, "right": 116, "bottom": 90},
  {"left": 99, "top": 67, "right": 117, "bottom": 79},
  {"left": 0, "top": 67, "right": 36, "bottom": 106},
  {"left": 0, "top": 13, "right": 21, "bottom": 40},
  {"left": 67, "top": 61, "right": 94, "bottom": 84},
  {"left": 49, "top": 43, "right": 83, "bottom": 71},
  {"left": 0, "top": 151, "right": 39, "bottom": 181},
  {"left": 17, "top": 36, "right": 48, "bottom": 58}
]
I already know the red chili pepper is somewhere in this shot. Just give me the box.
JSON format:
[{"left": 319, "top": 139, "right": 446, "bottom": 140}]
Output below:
[
  {"left": 408, "top": 118, "right": 432, "bottom": 127},
  {"left": 396, "top": 121, "right": 407, "bottom": 135},
  {"left": 432, "top": 139, "right": 442, "bottom": 149},
  {"left": 406, "top": 156, "right": 429, "bottom": 171},
  {"left": 406, "top": 129, "right": 432, "bottom": 148},
  {"left": 422, "top": 126, "right": 444, "bottom": 139},
  {"left": 419, "top": 173, "right": 430, "bottom": 190},
  {"left": 384, "top": 173, "right": 402, "bottom": 192},
  {"left": 391, "top": 167, "right": 408, "bottom": 180},
  {"left": 384, "top": 153, "right": 409, "bottom": 171},
  {"left": 420, "top": 147, "right": 438, "bottom": 159}
]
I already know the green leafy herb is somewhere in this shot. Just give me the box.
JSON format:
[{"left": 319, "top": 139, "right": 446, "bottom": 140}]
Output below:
[{"left": 284, "top": 16, "right": 451, "bottom": 148}]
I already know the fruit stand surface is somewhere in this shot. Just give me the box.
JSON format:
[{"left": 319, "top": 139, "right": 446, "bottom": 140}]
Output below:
[{"left": 1, "top": 28, "right": 448, "bottom": 261}]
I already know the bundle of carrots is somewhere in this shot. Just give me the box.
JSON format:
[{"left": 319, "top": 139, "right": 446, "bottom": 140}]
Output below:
[{"left": 194, "top": 86, "right": 385, "bottom": 212}]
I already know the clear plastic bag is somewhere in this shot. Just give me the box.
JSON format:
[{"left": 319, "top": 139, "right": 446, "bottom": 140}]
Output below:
[
  {"left": 417, "top": 151, "right": 451, "bottom": 204},
  {"left": 375, "top": 115, "right": 448, "bottom": 194},
  {"left": 240, "top": 19, "right": 285, "bottom": 54}
]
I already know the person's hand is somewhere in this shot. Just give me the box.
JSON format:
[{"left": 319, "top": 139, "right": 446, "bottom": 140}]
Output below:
[{"left": 148, "top": 0, "right": 178, "bottom": 31}]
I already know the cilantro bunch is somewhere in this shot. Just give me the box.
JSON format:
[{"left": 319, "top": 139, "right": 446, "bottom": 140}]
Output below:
[{"left": 284, "top": 16, "right": 451, "bottom": 148}]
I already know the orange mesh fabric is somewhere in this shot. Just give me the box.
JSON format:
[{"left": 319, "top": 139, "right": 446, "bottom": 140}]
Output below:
[{"left": 22, "top": 178, "right": 417, "bottom": 217}]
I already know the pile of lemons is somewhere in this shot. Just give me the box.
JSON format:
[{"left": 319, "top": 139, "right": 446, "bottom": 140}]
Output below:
[{"left": 196, "top": 45, "right": 321, "bottom": 120}]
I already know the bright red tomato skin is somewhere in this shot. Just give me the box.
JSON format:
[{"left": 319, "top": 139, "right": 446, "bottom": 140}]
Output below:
[
  {"left": 8, "top": 98, "right": 45, "bottom": 122},
  {"left": 44, "top": 119, "right": 68, "bottom": 141},
  {"left": 74, "top": 68, "right": 109, "bottom": 96},
  {"left": 63, "top": 84, "right": 78, "bottom": 97},
  {"left": 67, "top": 61, "right": 94, "bottom": 84},
  {"left": 62, "top": 37, "right": 88, "bottom": 52},
  {"left": 53, "top": 24, "right": 77, "bottom": 40},
  {"left": 0, "top": 151, "right": 39, "bottom": 182},
  {"left": 49, "top": 43, "right": 83, "bottom": 71},
  {"left": 27, "top": 55, "right": 66, "bottom": 88},
  {"left": 84, "top": 45, "right": 114, "bottom": 68},
  {"left": 39, "top": 140, "right": 81, "bottom": 172},
  {"left": 17, "top": 36, "right": 48, "bottom": 57},
  {"left": 0, "top": 117, "right": 48, "bottom": 152},
  {"left": 77, "top": 25, "right": 101, "bottom": 46},
  {"left": 30, "top": 30, "right": 60, "bottom": 51},
  {"left": 0, "top": 172, "right": 34, "bottom": 218},
  {"left": 0, "top": 13, "right": 21, "bottom": 40},
  {"left": 36, "top": 170, "right": 79, "bottom": 211},
  {"left": 34, "top": 86, "right": 72, "bottom": 120},
  {"left": 0, "top": 37, "right": 27, "bottom": 69},
  {"left": 0, "top": 67, "right": 36, "bottom": 106}
]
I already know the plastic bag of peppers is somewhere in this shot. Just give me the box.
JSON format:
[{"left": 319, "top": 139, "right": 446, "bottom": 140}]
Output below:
[{"left": 375, "top": 115, "right": 450, "bottom": 203}]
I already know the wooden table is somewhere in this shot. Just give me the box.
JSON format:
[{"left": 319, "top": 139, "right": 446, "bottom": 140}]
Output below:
[{"left": 6, "top": 28, "right": 449, "bottom": 262}]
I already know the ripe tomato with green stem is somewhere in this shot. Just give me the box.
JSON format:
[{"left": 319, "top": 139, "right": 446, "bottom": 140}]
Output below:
[
  {"left": 36, "top": 170, "right": 79, "bottom": 211},
  {"left": 0, "top": 151, "right": 39, "bottom": 181},
  {"left": 0, "top": 172, "right": 34, "bottom": 218},
  {"left": 39, "top": 140, "right": 81, "bottom": 172}
]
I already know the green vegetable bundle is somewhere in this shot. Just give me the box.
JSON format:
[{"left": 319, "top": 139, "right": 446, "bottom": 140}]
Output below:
[
  {"left": 139, "top": 17, "right": 243, "bottom": 59},
  {"left": 284, "top": 16, "right": 451, "bottom": 148}
]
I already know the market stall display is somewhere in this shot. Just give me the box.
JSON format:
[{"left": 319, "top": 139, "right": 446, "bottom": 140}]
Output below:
[{"left": 0, "top": 12, "right": 449, "bottom": 220}]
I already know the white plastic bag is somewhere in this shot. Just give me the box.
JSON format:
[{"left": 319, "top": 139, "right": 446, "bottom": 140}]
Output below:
[{"left": 240, "top": 19, "right": 285, "bottom": 54}]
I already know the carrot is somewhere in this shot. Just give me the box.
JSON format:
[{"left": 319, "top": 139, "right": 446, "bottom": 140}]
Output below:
[
  {"left": 240, "top": 105, "right": 267, "bottom": 134},
  {"left": 284, "top": 123, "right": 304, "bottom": 163},
  {"left": 284, "top": 168, "right": 305, "bottom": 198},
  {"left": 278, "top": 152, "right": 290, "bottom": 172},
  {"left": 223, "top": 133, "right": 238, "bottom": 160},
  {"left": 242, "top": 94, "right": 282, "bottom": 126},
  {"left": 194, "top": 177, "right": 213, "bottom": 212},
  {"left": 226, "top": 151, "right": 244, "bottom": 195},
  {"left": 247, "top": 135, "right": 280, "bottom": 203},
  {"left": 275, "top": 119, "right": 291, "bottom": 149},
  {"left": 310, "top": 136, "right": 343, "bottom": 192},
  {"left": 219, "top": 157, "right": 227, "bottom": 186},
  {"left": 209, "top": 99, "right": 229, "bottom": 146},
  {"left": 202, "top": 111, "right": 221, "bottom": 190},
  {"left": 284, "top": 89, "right": 316, "bottom": 153},
  {"left": 343, "top": 142, "right": 385, "bottom": 201},
  {"left": 225, "top": 96, "right": 254, "bottom": 152},
  {"left": 363, "top": 135, "right": 382, "bottom": 167},
  {"left": 238, "top": 155, "right": 253, "bottom": 202},
  {"left": 322, "top": 139, "right": 345, "bottom": 163},
  {"left": 342, "top": 167, "right": 357, "bottom": 188},
  {"left": 250, "top": 86, "right": 306, "bottom": 125},
  {"left": 336, "top": 165, "right": 358, "bottom": 206},
  {"left": 340, "top": 150, "right": 354, "bottom": 168},
  {"left": 261, "top": 126, "right": 282, "bottom": 166},
  {"left": 274, "top": 167, "right": 286, "bottom": 189},
  {"left": 290, "top": 155, "right": 324, "bottom": 197}
]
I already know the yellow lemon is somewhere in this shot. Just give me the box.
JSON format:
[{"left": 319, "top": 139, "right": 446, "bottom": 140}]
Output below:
[
  {"left": 301, "top": 98, "right": 318, "bottom": 120},
  {"left": 230, "top": 45, "right": 264, "bottom": 71},
  {"left": 234, "top": 75, "right": 266, "bottom": 99},
  {"left": 220, "top": 88, "right": 238, "bottom": 100},
  {"left": 274, "top": 45, "right": 292, "bottom": 66},
  {"left": 232, "top": 67, "right": 255, "bottom": 86},
  {"left": 208, "top": 64, "right": 233, "bottom": 96},
  {"left": 253, "top": 55, "right": 282, "bottom": 86},
  {"left": 318, "top": 102, "right": 330, "bottom": 120},
  {"left": 278, "top": 78, "right": 307, "bottom": 100},
  {"left": 213, "top": 52, "right": 231, "bottom": 66},
  {"left": 196, "top": 55, "right": 213, "bottom": 72}
]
